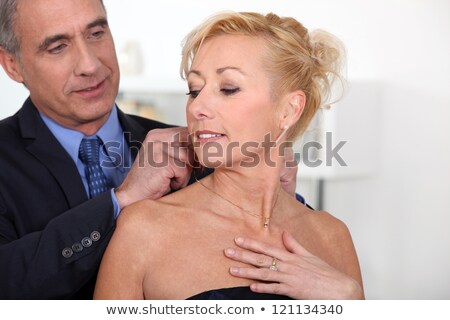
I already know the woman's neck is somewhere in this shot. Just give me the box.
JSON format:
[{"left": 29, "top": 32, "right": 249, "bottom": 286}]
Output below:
[{"left": 196, "top": 164, "right": 283, "bottom": 229}]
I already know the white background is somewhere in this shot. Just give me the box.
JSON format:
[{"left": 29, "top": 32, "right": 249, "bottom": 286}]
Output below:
[{"left": 1, "top": 0, "right": 449, "bottom": 299}]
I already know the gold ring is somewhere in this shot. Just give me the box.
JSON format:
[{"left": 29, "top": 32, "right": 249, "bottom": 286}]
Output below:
[{"left": 269, "top": 257, "right": 278, "bottom": 271}]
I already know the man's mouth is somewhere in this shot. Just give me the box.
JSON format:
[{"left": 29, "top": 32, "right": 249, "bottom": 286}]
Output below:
[
  {"left": 73, "top": 79, "right": 107, "bottom": 98},
  {"left": 78, "top": 81, "right": 104, "bottom": 92}
]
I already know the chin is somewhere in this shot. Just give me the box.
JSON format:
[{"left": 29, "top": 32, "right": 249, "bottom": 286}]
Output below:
[
  {"left": 196, "top": 156, "right": 226, "bottom": 169},
  {"left": 75, "top": 105, "right": 113, "bottom": 124}
]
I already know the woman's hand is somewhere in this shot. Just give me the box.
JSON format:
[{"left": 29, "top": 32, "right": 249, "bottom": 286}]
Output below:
[{"left": 224, "top": 231, "right": 364, "bottom": 299}]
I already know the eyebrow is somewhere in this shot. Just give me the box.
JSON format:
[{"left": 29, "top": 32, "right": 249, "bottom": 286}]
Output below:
[
  {"left": 187, "top": 66, "right": 247, "bottom": 78},
  {"left": 37, "top": 17, "right": 109, "bottom": 53},
  {"left": 217, "top": 66, "right": 246, "bottom": 75}
]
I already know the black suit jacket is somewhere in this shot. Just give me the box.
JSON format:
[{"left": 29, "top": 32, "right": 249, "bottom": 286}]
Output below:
[{"left": 0, "top": 97, "right": 171, "bottom": 299}]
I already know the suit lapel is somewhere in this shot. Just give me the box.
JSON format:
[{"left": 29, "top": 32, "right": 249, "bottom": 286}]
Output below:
[
  {"left": 17, "top": 99, "right": 157, "bottom": 208},
  {"left": 18, "top": 98, "right": 88, "bottom": 207}
]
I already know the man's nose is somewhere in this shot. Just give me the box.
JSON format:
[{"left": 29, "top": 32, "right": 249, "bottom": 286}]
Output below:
[{"left": 74, "top": 41, "right": 102, "bottom": 76}]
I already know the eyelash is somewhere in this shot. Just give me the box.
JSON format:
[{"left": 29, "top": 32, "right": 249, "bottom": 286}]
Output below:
[
  {"left": 186, "top": 87, "right": 240, "bottom": 98},
  {"left": 48, "top": 44, "right": 67, "bottom": 54},
  {"left": 47, "top": 29, "right": 105, "bottom": 54},
  {"left": 221, "top": 88, "right": 240, "bottom": 95},
  {"left": 90, "top": 30, "right": 105, "bottom": 39},
  {"left": 186, "top": 90, "right": 200, "bottom": 98}
]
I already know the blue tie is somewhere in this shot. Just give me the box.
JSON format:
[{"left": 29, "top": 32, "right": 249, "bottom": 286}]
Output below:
[{"left": 79, "top": 137, "right": 109, "bottom": 198}]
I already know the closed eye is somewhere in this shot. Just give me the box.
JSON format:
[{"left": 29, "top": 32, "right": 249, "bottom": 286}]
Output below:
[
  {"left": 48, "top": 43, "right": 67, "bottom": 54},
  {"left": 90, "top": 30, "right": 105, "bottom": 39},
  {"left": 221, "top": 88, "right": 240, "bottom": 96},
  {"left": 186, "top": 90, "right": 200, "bottom": 98}
]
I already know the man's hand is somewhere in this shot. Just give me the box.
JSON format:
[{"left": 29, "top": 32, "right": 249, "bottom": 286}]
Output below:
[
  {"left": 280, "top": 147, "right": 298, "bottom": 196},
  {"left": 115, "top": 127, "right": 194, "bottom": 208}
]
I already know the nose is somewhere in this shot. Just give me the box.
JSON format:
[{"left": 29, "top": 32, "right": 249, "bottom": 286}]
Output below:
[
  {"left": 74, "top": 40, "right": 102, "bottom": 76},
  {"left": 186, "top": 88, "right": 215, "bottom": 120}
]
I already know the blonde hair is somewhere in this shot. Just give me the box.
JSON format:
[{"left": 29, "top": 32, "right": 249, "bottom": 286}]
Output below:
[{"left": 180, "top": 11, "right": 345, "bottom": 139}]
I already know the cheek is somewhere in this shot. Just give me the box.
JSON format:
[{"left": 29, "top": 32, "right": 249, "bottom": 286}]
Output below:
[
  {"left": 100, "top": 43, "right": 120, "bottom": 68},
  {"left": 24, "top": 68, "right": 60, "bottom": 97},
  {"left": 105, "top": 52, "right": 120, "bottom": 71},
  {"left": 27, "top": 61, "right": 68, "bottom": 90},
  {"left": 243, "top": 104, "right": 275, "bottom": 133},
  {"left": 186, "top": 108, "right": 194, "bottom": 126}
]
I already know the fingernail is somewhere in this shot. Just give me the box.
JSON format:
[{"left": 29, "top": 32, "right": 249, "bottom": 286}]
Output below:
[
  {"left": 230, "top": 267, "right": 239, "bottom": 274},
  {"left": 235, "top": 237, "right": 244, "bottom": 245},
  {"left": 224, "top": 248, "right": 235, "bottom": 256},
  {"left": 250, "top": 283, "right": 259, "bottom": 292}
]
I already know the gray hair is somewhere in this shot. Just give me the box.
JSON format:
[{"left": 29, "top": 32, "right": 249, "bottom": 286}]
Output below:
[
  {"left": 0, "top": 0, "right": 106, "bottom": 56},
  {"left": 0, "top": 0, "right": 19, "bottom": 55}
]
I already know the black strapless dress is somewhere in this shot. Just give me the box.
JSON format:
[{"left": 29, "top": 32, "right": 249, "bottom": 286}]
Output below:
[{"left": 187, "top": 286, "right": 293, "bottom": 300}]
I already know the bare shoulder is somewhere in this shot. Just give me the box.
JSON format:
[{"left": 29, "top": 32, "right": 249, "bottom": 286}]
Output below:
[
  {"left": 308, "top": 210, "right": 353, "bottom": 242},
  {"left": 283, "top": 199, "right": 356, "bottom": 262},
  {"left": 286, "top": 200, "right": 353, "bottom": 243},
  {"left": 111, "top": 200, "right": 158, "bottom": 246},
  {"left": 303, "top": 210, "right": 363, "bottom": 286},
  {"left": 94, "top": 199, "right": 168, "bottom": 299},
  {"left": 305, "top": 210, "right": 357, "bottom": 259},
  {"left": 117, "top": 199, "right": 164, "bottom": 227},
  {"left": 115, "top": 198, "right": 180, "bottom": 241}
]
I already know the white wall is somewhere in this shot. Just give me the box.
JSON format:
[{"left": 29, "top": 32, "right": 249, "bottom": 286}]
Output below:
[
  {"left": 0, "top": 73, "right": 28, "bottom": 118},
  {"left": 1, "top": 0, "right": 449, "bottom": 299}
]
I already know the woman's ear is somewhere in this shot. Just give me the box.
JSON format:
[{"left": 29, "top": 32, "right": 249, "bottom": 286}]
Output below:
[
  {"left": 279, "top": 90, "right": 306, "bottom": 129},
  {"left": 0, "top": 48, "right": 25, "bottom": 83}
]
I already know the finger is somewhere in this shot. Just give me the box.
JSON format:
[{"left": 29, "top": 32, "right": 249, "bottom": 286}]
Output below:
[
  {"left": 144, "top": 127, "right": 188, "bottom": 143},
  {"left": 280, "top": 167, "right": 297, "bottom": 183},
  {"left": 229, "top": 265, "right": 287, "bottom": 283},
  {"left": 282, "top": 147, "right": 298, "bottom": 169},
  {"left": 170, "top": 166, "right": 193, "bottom": 190},
  {"left": 249, "top": 282, "right": 290, "bottom": 296},
  {"left": 178, "top": 127, "right": 191, "bottom": 144},
  {"left": 233, "top": 237, "right": 290, "bottom": 262},
  {"left": 167, "top": 145, "right": 193, "bottom": 168},
  {"left": 279, "top": 148, "right": 298, "bottom": 196},
  {"left": 165, "top": 151, "right": 192, "bottom": 189},
  {"left": 185, "top": 144, "right": 196, "bottom": 168},
  {"left": 224, "top": 247, "right": 274, "bottom": 268},
  {"left": 282, "top": 146, "right": 294, "bottom": 163},
  {"left": 170, "top": 127, "right": 192, "bottom": 148}
]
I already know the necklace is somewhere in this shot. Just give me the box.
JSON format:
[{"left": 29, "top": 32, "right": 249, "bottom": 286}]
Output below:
[{"left": 194, "top": 175, "right": 281, "bottom": 228}]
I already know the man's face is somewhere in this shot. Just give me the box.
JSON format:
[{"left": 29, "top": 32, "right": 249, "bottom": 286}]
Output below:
[{"left": 12, "top": 0, "right": 120, "bottom": 134}]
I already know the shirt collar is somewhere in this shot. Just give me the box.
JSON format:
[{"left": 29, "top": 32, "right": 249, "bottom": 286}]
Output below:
[
  {"left": 39, "top": 106, "right": 123, "bottom": 164},
  {"left": 95, "top": 106, "right": 123, "bottom": 148}
]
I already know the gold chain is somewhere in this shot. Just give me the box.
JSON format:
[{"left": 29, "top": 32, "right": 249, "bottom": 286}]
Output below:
[{"left": 194, "top": 175, "right": 281, "bottom": 228}]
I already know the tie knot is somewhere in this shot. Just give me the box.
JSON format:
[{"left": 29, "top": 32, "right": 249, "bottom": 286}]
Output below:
[{"left": 79, "top": 137, "right": 102, "bottom": 165}]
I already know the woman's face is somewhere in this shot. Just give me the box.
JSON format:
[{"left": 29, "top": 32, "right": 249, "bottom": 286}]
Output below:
[{"left": 186, "top": 34, "right": 280, "bottom": 168}]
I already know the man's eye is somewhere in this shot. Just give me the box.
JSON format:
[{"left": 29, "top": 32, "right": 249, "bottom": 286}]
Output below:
[
  {"left": 48, "top": 44, "right": 66, "bottom": 54},
  {"left": 220, "top": 87, "right": 240, "bottom": 95},
  {"left": 90, "top": 30, "right": 105, "bottom": 39},
  {"left": 186, "top": 90, "right": 200, "bottom": 98}
]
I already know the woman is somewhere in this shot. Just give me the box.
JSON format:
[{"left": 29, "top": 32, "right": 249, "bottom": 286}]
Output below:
[{"left": 94, "top": 11, "right": 364, "bottom": 300}]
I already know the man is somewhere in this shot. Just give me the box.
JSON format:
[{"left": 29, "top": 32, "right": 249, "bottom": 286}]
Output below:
[
  {"left": 0, "top": 0, "right": 300, "bottom": 299},
  {"left": 0, "top": 0, "right": 194, "bottom": 299}
]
